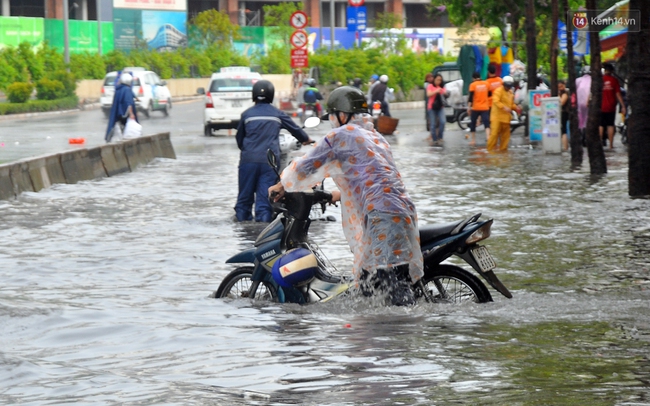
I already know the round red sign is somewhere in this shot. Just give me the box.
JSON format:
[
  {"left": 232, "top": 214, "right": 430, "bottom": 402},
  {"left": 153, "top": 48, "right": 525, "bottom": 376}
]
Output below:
[{"left": 349, "top": 0, "right": 365, "bottom": 6}]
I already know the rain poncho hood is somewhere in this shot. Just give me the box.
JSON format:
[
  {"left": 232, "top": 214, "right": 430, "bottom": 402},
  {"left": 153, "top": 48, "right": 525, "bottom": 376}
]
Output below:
[
  {"left": 105, "top": 83, "right": 138, "bottom": 142},
  {"left": 281, "top": 114, "right": 424, "bottom": 281}
]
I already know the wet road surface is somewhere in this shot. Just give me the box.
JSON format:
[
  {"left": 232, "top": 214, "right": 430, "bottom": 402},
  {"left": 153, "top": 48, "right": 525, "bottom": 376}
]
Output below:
[{"left": 1, "top": 102, "right": 649, "bottom": 404}]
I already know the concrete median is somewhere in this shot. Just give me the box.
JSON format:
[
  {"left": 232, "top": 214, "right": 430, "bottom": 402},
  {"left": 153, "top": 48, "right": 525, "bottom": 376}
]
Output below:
[{"left": 0, "top": 132, "right": 175, "bottom": 201}]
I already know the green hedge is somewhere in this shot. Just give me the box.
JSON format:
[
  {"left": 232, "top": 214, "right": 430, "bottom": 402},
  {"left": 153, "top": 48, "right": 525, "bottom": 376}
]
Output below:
[
  {"left": 0, "top": 96, "right": 79, "bottom": 115},
  {"left": 6, "top": 82, "right": 34, "bottom": 103}
]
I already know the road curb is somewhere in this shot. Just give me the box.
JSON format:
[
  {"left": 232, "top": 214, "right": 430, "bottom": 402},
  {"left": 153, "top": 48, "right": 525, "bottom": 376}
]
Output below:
[{"left": 0, "top": 96, "right": 203, "bottom": 122}]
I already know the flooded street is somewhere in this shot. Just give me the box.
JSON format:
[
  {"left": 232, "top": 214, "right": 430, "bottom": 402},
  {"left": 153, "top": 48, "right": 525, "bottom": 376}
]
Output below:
[{"left": 1, "top": 107, "right": 650, "bottom": 404}]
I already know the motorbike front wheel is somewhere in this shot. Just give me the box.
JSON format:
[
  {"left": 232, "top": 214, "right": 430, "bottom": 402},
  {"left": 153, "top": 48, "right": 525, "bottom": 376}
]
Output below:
[
  {"left": 214, "top": 267, "right": 277, "bottom": 301},
  {"left": 419, "top": 264, "right": 492, "bottom": 304},
  {"left": 458, "top": 111, "right": 470, "bottom": 131}
]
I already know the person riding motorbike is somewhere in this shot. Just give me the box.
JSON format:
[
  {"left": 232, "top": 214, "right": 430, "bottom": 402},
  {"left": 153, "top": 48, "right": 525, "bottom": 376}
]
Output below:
[
  {"left": 302, "top": 78, "right": 323, "bottom": 117},
  {"left": 268, "top": 86, "right": 423, "bottom": 306},
  {"left": 235, "top": 80, "right": 313, "bottom": 223},
  {"left": 370, "top": 75, "right": 393, "bottom": 117}
]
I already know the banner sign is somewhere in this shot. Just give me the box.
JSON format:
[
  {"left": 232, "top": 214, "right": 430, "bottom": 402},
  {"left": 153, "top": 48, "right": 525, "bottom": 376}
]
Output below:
[
  {"left": 113, "top": 0, "right": 187, "bottom": 11},
  {"left": 528, "top": 89, "right": 551, "bottom": 142}
]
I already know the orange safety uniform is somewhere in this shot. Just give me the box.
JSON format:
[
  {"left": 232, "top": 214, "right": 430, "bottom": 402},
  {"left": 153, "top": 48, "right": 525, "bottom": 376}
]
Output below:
[
  {"left": 468, "top": 80, "right": 490, "bottom": 111},
  {"left": 485, "top": 77, "right": 503, "bottom": 107}
]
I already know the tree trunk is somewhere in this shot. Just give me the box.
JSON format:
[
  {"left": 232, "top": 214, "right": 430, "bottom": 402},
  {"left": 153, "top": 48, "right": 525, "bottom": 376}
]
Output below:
[
  {"left": 511, "top": 15, "right": 520, "bottom": 60},
  {"left": 524, "top": 0, "right": 537, "bottom": 140},
  {"left": 550, "top": 0, "right": 559, "bottom": 96},
  {"left": 628, "top": 0, "right": 650, "bottom": 197},
  {"left": 562, "top": 0, "right": 582, "bottom": 168},
  {"left": 584, "top": 0, "right": 607, "bottom": 175}
]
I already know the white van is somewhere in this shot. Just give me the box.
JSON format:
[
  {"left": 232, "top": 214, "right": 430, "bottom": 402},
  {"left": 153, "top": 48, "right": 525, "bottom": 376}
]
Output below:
[
  {"left": 197, "top": 67, "right": 262, "bottom": 136},
  {"left": 100, "top": 67, "right": 172, "bottom": 118}
]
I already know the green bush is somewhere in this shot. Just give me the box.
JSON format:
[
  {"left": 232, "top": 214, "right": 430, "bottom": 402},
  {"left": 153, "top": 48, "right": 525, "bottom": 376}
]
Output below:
[
  {"left": 6, "top": 82, "right": 34, "bottom": 103},
  {"left": 0, "top": 95, "right": 79, "bottom": 115},
  {"left": 0, "top": 47, "right": 30, "bottom": 90},
  {"left": 70, "top": 52, "right": 106, "bottom": 79},
  {"left": 47, "top": 70, "right": 76, "bottom": 97},
  {"left": 36, "top": 78, "right": 66, "bottom": 100}
]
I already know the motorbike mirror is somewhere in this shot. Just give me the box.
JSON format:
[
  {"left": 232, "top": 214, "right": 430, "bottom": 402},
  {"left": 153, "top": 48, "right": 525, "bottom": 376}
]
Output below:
[{"left": 304, "top": 116, "right": 321, "bottom": 128}]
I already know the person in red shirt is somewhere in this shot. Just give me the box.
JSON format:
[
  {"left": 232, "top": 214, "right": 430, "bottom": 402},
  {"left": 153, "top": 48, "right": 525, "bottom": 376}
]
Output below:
[
  {"left": 467, "top": 72, "right": 491, "bottom": 146},
  {"left": 600, "top": 62, "right": 626, "bottom": 150}
]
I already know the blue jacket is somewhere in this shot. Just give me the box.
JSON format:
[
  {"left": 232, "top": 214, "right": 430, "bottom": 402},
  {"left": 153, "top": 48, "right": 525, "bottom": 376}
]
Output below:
[
  {"left": 236, "top": 103, "right": 309, "bottom": 164},
  {"left": 105, "top": 83, "right": 138, "bottom": 142}
]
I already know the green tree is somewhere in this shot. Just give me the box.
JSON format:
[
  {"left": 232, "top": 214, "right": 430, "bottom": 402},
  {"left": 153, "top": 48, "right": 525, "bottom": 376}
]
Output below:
[
  {"left": 263, "top": 3, "right": 303, "bottom": 45},
  {"left": 190, "top": 9, "right": 241, "bottom": 48},
  {"left": 372, "top": 12, "right": 408, "bottom": 54}
]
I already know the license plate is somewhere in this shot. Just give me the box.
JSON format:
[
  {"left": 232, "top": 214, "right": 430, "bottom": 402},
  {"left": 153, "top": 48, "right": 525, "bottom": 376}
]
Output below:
[
  {"left": 471, "top": 246, "right": 496, "bottom": 272},
  {"left": 444, "top": 107, "right": 454, "bottom": 116},
  {"left": 232, "top": 100, "right": 242, "bottom": 108}
]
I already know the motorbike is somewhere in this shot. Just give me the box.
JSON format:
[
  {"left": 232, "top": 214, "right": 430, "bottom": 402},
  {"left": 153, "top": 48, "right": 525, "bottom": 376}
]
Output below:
[
  {"left": 215, "top": 121, "right": 512, "bottom": 305},
  {"left": 302, "top": 103, "right": 318, "bottom": 124},
  {"left": 457, "top": 106, "right": 526, "bottom": 133}
]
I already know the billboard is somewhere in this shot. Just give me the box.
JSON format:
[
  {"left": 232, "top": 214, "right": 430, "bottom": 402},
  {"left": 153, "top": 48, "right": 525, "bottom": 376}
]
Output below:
[
  {"left": 113, "top": 0, "right": 187, "bottom": 51},
  {"left": 45, "top": 19, "right": 114, "bottom": 53},
  {"left": 0, "top": 17, "right": 44, "bottom": 49},
  {"left": 113, "top": 0, "right": 186, "bottom": 11}
]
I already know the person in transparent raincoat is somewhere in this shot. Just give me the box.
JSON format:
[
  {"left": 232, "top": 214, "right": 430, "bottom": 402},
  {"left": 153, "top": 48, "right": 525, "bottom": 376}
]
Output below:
[{"left": 268, "top": 86, "right": 423, "bottom": 305}]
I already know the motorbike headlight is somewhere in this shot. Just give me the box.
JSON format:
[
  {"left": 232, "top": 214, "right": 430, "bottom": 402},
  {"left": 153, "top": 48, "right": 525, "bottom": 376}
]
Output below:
[{"left": 465, "top": 221, "right": 492, "bottom": 245}]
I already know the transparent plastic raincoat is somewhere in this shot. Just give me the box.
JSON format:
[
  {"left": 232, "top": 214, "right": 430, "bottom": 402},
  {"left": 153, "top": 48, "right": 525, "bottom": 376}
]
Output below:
[{"left": 280, "top": 114, "right": 424, "bottom": 282}]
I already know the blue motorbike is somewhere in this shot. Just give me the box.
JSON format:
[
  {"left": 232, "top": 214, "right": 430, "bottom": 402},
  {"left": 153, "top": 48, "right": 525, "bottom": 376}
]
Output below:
[{"left": 215, "top": 133, "right": 512, "bottom": 305}]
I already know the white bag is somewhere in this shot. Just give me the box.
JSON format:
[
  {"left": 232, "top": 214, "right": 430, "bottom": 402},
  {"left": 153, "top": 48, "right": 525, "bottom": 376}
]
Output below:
[
  {"left": 123, "top": 118, "right": 142, "bottom": 139},
  {"left": 110, "top": 123, "right": 123, "bottom": 142}
]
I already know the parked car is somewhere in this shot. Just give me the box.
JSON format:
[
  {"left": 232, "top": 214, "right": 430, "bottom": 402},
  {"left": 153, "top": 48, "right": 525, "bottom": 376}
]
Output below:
[
  {"left": 100, "top": 67, "right": 172, "bottom": 118},
  {"left": 197, "top": 66, "right": 262, "bottom": 136}
]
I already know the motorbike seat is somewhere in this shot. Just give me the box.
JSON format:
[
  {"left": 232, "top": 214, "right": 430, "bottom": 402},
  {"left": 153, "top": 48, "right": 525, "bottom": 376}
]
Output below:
[{"left": 419, "top": 220, "right": 464, "bottom": 244}]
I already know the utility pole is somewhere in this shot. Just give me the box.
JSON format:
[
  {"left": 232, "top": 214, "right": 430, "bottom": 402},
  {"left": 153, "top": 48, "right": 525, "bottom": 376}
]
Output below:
[
  {"left": 64, "top": 0, "right": 70, "bottom": 71},
  {"left": 330, "top": 0, "right": 335, "bottom": 50},
  {"left": 97, "top": 0, "right": 102, "bottom": 55}
]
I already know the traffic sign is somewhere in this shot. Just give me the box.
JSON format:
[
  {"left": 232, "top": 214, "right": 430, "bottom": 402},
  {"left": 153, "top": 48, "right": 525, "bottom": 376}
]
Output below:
[
  {"left": 291, "top": 48, "right": 308, "bottom": 68},
  {"left": 347, "top": 6, "right": 367, "bottom": 32},
  {"left": 348, "top": 0, "right": 364, "bottom": 6},
  {"left": 290, "top": 11, "right": 308, "bottom": 29},
  {"left": 290, "top": 30, "right": 308, "bottom": 49}
]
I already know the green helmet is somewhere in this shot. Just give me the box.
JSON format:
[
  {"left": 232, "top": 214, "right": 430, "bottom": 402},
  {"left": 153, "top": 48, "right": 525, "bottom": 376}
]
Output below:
[{"left": 326, "top": 86, "right": 368, "bottom": 115}]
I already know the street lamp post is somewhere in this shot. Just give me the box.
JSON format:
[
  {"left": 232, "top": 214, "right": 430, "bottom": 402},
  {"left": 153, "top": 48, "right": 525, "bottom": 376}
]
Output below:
[{"left": 63, "top": 0, "right": 70, "bottom": 71}]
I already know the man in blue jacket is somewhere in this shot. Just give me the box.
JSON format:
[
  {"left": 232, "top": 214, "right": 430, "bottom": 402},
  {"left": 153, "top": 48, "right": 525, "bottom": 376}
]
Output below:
[
  {"left": 105, "top": 72, "right": 138, "bottom": 142},
  {"left": 235, "top": 80, "right": 313, "bottom": 222}
]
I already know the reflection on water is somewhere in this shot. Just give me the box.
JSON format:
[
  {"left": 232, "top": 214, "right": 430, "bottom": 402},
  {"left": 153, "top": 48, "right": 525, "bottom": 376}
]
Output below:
[{"left": 1, "top": 131, "right": 649, "bottom": 404}]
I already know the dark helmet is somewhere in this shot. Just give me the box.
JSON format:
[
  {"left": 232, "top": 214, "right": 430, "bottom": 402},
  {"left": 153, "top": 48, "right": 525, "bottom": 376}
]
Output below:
[
  {"left": 326, "top": 86, "right": 368, "bottom": 115},
  {"left": 252, "top": 80, "right": 274, "bottom": 103},
  {"left": 307, "top": 78, "right": 316, "bottom": 87}
]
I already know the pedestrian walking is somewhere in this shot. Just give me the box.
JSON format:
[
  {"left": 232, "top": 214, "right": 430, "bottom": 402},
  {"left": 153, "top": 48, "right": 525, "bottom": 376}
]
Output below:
[
  {"left": 488, "top": 76, "right": 518, "bottom": 152},
  {"left": 467, "top": 72, "right": 491, "bottom": 146},
  {"left": 599, "top": 62, "right": 625, "bottom": 150},
  {"left": 558, "top": 80, "right": 570, "bottom": 151},
  {"left": 105, "top": 72, "right": 138, "bottom": 143},
  {"left": 234, "top": 80, "right": 312, "bottom": 223},
  {"left": 575, "top": 66, "right": 591, "bottom": 144},
  {"left": 426, "top": 73, "right": 447, "bottom": 145}
]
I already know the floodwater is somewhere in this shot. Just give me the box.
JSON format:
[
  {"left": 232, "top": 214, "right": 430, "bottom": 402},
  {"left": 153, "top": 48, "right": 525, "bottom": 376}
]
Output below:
[{"left": 1, "top": 114, "right": 650, "bottom": 405}]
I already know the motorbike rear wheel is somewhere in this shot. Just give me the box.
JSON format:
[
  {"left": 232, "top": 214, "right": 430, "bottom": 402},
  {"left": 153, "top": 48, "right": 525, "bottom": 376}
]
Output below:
[
  {"left": 214, "top": 267, "right": 277, "bottom": 301},
  {"left": 419, "top": 264, "right": 492, "bottom": 304}
]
